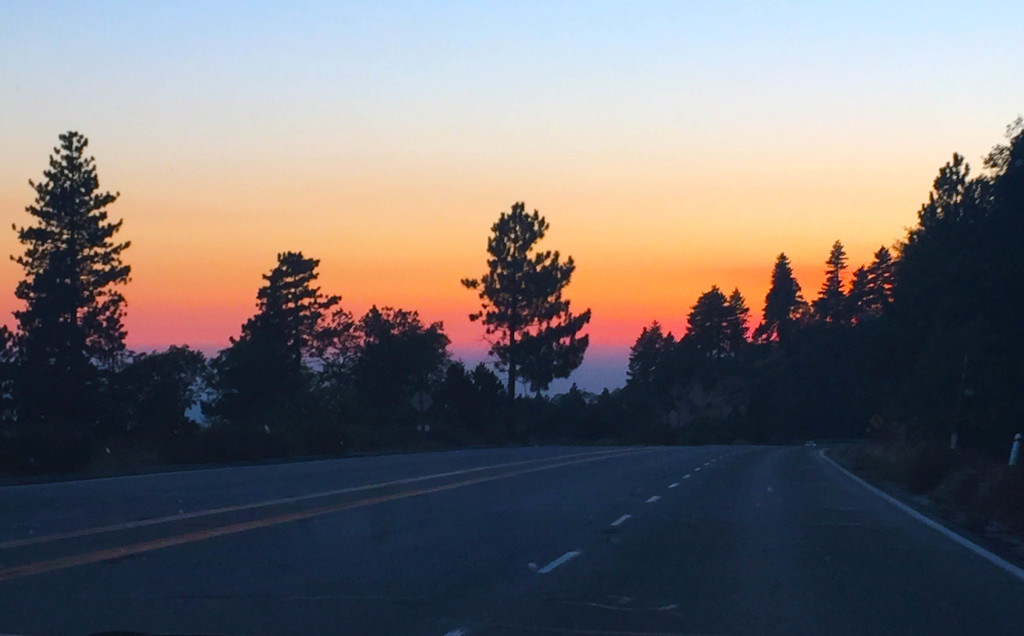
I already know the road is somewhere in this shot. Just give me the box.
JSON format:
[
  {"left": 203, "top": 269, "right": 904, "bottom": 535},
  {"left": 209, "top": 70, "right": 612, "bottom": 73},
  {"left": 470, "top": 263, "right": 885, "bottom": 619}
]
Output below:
[{"left": 1, "top": 445, "right": 1023, "bottom": 635}]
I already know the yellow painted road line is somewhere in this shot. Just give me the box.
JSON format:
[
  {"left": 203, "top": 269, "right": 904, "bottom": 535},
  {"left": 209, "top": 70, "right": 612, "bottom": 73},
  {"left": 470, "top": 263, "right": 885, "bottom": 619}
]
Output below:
[
  {"left": 0, "top": 448, "right": 654, "bottom": 583},
  {"left": 0, "top": 447, "right": 633, "bottom": 551}
]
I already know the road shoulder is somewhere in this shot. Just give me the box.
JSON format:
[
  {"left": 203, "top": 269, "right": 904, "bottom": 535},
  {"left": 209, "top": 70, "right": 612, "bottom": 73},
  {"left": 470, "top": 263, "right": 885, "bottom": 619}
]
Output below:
[{"left": 820, "top": 447, "right": 1024, "bottom": 583}]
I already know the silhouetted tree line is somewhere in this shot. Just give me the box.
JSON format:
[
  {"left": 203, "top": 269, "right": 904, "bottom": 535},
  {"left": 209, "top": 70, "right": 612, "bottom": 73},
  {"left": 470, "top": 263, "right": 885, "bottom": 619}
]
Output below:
[
  {"left": 2, "top": 121, "right": 1022, "bottom": 475},
  {"left": 0, "top": 135, "right": 594, "bottom": 474},
  {"left": 617, "top": 118, "right": 1024, "bottom": 455}
]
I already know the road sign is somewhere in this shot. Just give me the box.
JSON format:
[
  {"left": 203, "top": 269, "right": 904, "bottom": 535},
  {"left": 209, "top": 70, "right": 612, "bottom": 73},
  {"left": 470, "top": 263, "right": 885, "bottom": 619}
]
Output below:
[{"left": 410, "top": 390, "right": 432, "bottom": 413}]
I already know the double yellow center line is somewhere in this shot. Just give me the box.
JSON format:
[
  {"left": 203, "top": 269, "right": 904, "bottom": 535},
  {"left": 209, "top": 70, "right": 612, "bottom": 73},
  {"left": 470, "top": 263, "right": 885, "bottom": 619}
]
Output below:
[{"left": 0, "top": 447, "right": 653, "bottom": 583}]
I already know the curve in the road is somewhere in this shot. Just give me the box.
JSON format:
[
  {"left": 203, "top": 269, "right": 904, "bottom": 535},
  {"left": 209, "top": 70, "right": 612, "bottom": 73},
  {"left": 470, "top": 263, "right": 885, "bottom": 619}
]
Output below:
[{"left": 821, "top": 448, "right": 1024, "bottom": 583}]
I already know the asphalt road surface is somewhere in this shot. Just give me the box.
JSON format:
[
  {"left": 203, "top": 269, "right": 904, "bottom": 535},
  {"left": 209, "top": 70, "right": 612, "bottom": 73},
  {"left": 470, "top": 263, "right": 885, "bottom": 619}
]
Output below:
[{"left": 2, "top": 445, "right": 1023, "bottom": 635}]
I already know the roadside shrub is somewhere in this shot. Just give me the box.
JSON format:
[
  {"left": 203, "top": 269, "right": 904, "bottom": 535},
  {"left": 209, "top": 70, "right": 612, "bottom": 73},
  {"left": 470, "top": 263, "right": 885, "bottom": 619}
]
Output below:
[
  {"left": 982, "top": 466, "right": 1024, "bottom": 534},
  {"left": 902, "top": 443, "right": 956, "bottom": 494},
  {"left": 839, "top": 441, "right": 1024, "bottom": 538}
]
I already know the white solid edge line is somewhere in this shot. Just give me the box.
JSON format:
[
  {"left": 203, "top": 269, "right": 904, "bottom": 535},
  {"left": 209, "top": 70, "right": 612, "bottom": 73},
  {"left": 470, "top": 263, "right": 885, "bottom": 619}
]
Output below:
[
  {"left": 819, "top": 448, "right": 1024, "bottom": 584},
  {"left": 537, "top": 550, "right": 582, "bottom": 574},
  {"left": 611, "top": 514, "right": 632, "bottom": 527},
  {"left": 646, "top": 495, "right": 661, "bottom": 503}
]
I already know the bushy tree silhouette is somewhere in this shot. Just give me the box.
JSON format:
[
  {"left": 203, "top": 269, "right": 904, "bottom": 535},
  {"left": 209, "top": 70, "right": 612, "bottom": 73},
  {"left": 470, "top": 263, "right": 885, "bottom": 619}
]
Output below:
[
  {"left": 726, "top": 288, "right": 750, "bottom": 351},
  {"left": 113, "top": 346, "right": 207, "bottom": 445},
  {"left": 888, "top": 120, "right": 1024, "bottom": 448},
  {"left": 353, "top": 306, "right": 449, "bottom": 410},
  {"left": 896, "top": 153, "right": 990, "bottom": 330},
  {"left": 627, "top": 321, "right": 675, "bottom": 387},
  {"left": 845, "top": 266, "right": 870, "bottom": 323},
  {"left": 437, "top": 361, "right": 506, "bottom": 430},
  {"left": 984, "top": 118, "right": 1024, "bottom": 343},
  {"left": 0, "top": 326, "right": 16, "bottom": 424},
  {"left": 11, "top": 131, "right": 130, "bottom": 461},
  {"left": 686, "top": 286, "right": 735, "bottom": 356},
  {"left": 856, "top": 246, "right": 894, "bottom": 318},
  {"left": 462, "top": 202, "right": 590, "bottom": 396},
  {"left": 754, "top": 253, "right": 806, "bottom": 343},
  {"left": 210, "top": 252, "right": 352, "bottom": 438},
  {"left": 813, "top": 240, "right": 848, "bottom": 323}
]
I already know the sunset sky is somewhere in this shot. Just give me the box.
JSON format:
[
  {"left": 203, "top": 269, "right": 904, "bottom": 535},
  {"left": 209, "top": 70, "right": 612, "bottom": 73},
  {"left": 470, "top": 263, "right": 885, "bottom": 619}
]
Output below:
[{"left": 2, "top": 2, "right": 1021, "bottom": 390}]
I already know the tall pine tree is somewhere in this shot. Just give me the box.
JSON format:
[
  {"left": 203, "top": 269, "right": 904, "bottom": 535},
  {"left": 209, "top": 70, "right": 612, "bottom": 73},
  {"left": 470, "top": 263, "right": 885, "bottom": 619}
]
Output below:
[
  {"left": 210, "top": 252, "right": 351, "bottom": 433},
  {"left": 754, "top": 253, "right": 806, "bottom": 343},
  {"left": 12, "top": 132, "right": 130, "bottom": 455},
  {"left": 862, "top": 246, "right": 895, "bottom": 316},
  {"left": 813, "top": 240, "right": 848, "bottom": 323},
  {"left": 462, "top": 202, "right": 591, "bottom": 397},
  {"left": 627, "top": 321, "right": 675, "bottom": 387},
  {"left": 726, "top": 287, "right": 750, "bottom": 351}
]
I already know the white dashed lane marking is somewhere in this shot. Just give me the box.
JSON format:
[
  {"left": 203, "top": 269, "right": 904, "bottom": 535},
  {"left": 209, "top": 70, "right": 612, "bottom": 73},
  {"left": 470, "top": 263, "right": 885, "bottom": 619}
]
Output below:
[
  {"left": 610, "top": 514, "right": 632, "bottom": 527},
  {"left": 529, "top": 453, "right": 741, "bottom": 589},
  {"left": 537, "top": 550, "right": 582, "bottom": 574}
]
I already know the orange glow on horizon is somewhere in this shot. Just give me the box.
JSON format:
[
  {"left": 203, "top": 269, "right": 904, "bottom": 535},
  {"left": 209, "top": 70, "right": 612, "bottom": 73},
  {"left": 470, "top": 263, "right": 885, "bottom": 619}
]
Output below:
[
  {"left": 0, "top": 119, "right": 930, "bottom": 361},
  {"left": 49, "top": 244, "right": 889, "bottom": 357}
]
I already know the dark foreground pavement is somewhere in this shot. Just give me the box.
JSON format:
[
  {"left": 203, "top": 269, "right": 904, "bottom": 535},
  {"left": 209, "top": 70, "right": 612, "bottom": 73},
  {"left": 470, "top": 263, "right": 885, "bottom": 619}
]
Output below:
[{"left": 1, "top": 445, "right": 1023, "bottom": 635}]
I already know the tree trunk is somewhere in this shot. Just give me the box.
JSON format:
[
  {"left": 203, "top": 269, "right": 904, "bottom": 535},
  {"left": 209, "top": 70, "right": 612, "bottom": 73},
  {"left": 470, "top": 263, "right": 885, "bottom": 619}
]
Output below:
[
  {"left": 506, "top": 330, "right": 517, "bottom": 399},
  {"left": 506, "top": 332, "right": 516, "bottom": 440}
]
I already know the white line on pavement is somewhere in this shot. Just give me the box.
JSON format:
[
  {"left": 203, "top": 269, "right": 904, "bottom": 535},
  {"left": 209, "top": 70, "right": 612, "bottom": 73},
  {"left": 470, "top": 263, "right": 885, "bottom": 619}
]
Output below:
[
  {"left": 694, "top": 467, "right": 701, "bottom": 472},
  {"left": 537, "top": 550, "right": 582, "bottom": 574},
  {"left": 682, "top": 474, "right": 691, "bottom": 479},
  {"left": 610, "top": 514, "right": 632, "bottom": 527},
  {"left": 646, "top": 495, "right": 661, "bottom": 503},
  {"left": 668, "top": 482, "right": 679, "bottom": 488},
  {"left": 820, "top": 449, "right": 1024, "bottom": 584}
]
